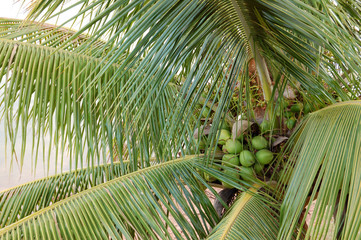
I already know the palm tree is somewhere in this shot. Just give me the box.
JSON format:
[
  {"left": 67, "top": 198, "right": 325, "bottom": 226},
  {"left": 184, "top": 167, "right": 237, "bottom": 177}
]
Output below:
[{"left": 1, "top": 0, "right": 361, "bottom": 239}]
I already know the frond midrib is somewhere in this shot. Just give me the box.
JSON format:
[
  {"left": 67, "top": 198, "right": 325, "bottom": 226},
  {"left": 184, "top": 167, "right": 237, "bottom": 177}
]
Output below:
[{"left": 217, "top": 184, "right": 260, "bottom": 239}]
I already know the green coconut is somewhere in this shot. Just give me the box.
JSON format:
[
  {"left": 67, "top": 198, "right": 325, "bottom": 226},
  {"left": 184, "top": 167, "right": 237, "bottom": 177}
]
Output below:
[
  {"left": 239, "top": 150, "right": 255, "bottom": 167},
  {"left": 251, "top": 136, "right": 268, "bottom": 150},
  {"left": 254, "top": 162, "right": 264, "bottom": 175},
  {"left": 220, "top": 121, "right": 231, "bottom": 131},
  {"left": 303, "top": 103, "right": 311, "bottom": 114},
  {"left": 224, "top": 139, "right": 243, "bottom": 154},
  {"left": 198, "top": 139, "right": 206, "bottom": 150},
  {"left": 201, "top": 107, "right": 210, "bottom": 118},
  {"left": 239, "top": 166, "right": 256, "bottom": 182},
  {"left": 222, "top": 170, "right": 240, "bottom": 188},
  {"left": 217, "top": 129, "right": 231, "bottom": 145},
  {"left": 286, "top": 117, "right": 296, "bottom": 130},
  {"left": 285, "top": 111, "right": 293, "bottom": 118},
  {"left": 203, "top": 165, "right": 221, "bottom": 182},
  {"left": 260, "top": 120, "right": 271, "bottom": 133},
  {"left": 210, "top": 146, "right": 221, "bottom": 153},
  {"left": 290, "top": 103, "right": 302, "bottom": 113},
  {"left": 222, "top": 154, "right": 240, "bottom": 167},
  {"left": 255, "top": 149, "right": 274, "bottom": 165}
]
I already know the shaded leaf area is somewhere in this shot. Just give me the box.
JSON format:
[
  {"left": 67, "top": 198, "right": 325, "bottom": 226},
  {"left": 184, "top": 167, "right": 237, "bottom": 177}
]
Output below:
[
  {"left": 207, "top": 185, "right": 280, "bottom": 240},
  {"left": 279, "top": 101, "right": 361, "bottom": 239},
  {"left": 0, "top": 38, "right": 178, "bottom": 172},
  {"left": 0, "top": 18, "right": 107, "bottom": 55},
  {"left": 0, "top": 156, "right": 219, "bottom": 240},
  {"left": 0, "top": 161, "right": 130, "bottom": 228}
]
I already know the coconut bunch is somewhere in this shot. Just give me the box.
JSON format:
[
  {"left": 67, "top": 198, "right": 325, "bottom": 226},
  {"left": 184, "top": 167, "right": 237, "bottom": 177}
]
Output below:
[
  {"left": 219, "top": 132, "right": 274, "bottom": 188},
  {"left": 196, "top": 119, "right": 278, "bottom": 189}
]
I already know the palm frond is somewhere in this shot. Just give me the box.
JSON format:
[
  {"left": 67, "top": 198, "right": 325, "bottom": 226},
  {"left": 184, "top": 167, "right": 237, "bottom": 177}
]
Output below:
[
  {"left": 0, "top": 156, "right": 220, "bottom": 239},
  {"left": 12, "top": 0, "right": 361, "bottom": 164},
  {"left": 0, "top": 161, "right": 130, "bottom": 228},
  {"left": 207, "top": 184, "right": 280, "bottom": 240},
  {"left": 278, "top": 101, "right": 361, "bottom": 239},
  {"left": 0, "top": 18, "right": 106, "bottom": 55},
  {"left": 0, "top": 37, "right": 180, "bottom": 171}
]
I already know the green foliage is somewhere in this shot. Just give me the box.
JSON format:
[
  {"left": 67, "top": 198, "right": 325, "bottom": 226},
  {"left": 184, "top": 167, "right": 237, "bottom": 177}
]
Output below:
[
  {"left": 0, "top": 156, "right": 219, "bottom": 239},
  {"left": 279, "top": 102, "right": 361, "bottom": 239},
  {"left": 0, "top": 0, "right": 361, "bottom": 238},
  {"left": 207, "top": 185, "right": 279, "bottom": 239},
  {"left": 0, "top": 162, "right": 130, "bottom": 228}
]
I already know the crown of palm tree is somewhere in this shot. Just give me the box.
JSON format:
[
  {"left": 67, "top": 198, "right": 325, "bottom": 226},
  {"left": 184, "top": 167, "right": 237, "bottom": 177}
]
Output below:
[{"left": 1, "top": 0, "right": 361, "bottom": 239}]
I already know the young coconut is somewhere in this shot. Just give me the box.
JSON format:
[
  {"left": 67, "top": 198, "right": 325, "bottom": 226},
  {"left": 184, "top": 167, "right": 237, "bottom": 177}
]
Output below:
[
  {"left": 255, "top": 149, "right": 274, "bottom": 165},
  {"left": 222, "top": 170, "right": 240, "bottom": 188},
  {"left": 203, "top": 165, "right": 221, "bottom": 182},
  {"left": 201, "top": 106, "right": 210, "bottom": 118},
  {"left": 239, "top": 166, "right": 256, "bottom": 182},
  {"left": 198, "top": 139, "right": 206, "bottom": 150},
  {"left": 286, "top": 117, "right": 296, "bottom": 130},
  {"left": 222, "top": 154, "right": 240, "bottom": 167},
  {"left": 239, "top": 150, "right": 255, "bottom": 167},
  {"left": 251, "top": 136, "right": 268, "bottom": 150},
  {"left": 260, "top": 120, "right": 272, "bottom": 133},
  {"left": 254, "top": 162, "right": 264, "bottom": 175},
  {"left": 217, "top": 129, "right": 231, "bottom": 145},
  {"left": 290, "top": 103, "right": 303, "bottom": 113},
  {"left": 220, "top": 121, "right": 231, "bottom": 131},
  {"left": 304, "top": 103, "right": 311, "bottom": 114},
  {"left": 224, "top": 139, "right": 243, "bottom": 154}
]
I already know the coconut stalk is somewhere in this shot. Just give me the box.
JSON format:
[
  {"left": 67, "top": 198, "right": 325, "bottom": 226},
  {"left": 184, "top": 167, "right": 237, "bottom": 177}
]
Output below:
[{"left": 230, "top": 0, "right": 273, "bottom": 120}]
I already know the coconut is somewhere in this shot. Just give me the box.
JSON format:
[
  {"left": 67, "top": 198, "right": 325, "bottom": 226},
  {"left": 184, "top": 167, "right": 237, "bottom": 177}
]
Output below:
[
  {"left": 254, "top": 162, "right": 264, "bottom": 175},
  {"left": 251, "top": 136, "right": 268, "bottom": 150},
  {"left": 260, "top": 120, "right": 271, "bottom": 133},
  {"left": 286, "top": 117, "right": 296, "bottom": 130},
  {"left": 210, "top": 146, "right": 221, "bottom": 153},
  {"left": 220, "top": 121, "right": 231, "bottom": 131},
  {"left": 239, "top": 150, "right": 255, "bottom": 167},
  {"left": 239, "top": 166, "right": 256, "bottom": 182},
  {"left": 222, "top": 170, "right": 240, "bottom": 188},
  {"left": 224, "top": 139, "right": 243, "bottom": 154},
  {"left": 290, "top": 103, "right": 302, "bottom": 113},
  {"left": 222, "top": 154, "right": 240, "bottom": 167},
  {"left": 304, "top": 103, "right": 311, "bottom": 114},
  {"left": 217, "top": 129, "right": 231, "bottom": 145},
  {"left": 203, "top": 165, "right": 220, "bottom": 182},
  {"left": 255, "top": 149, "right": 274, "bottom": 165},
  {"left": 202, "top": 107, "right": 210, "bottom": 118},
  {"left": 285, "top": 111, "right": 293, "bottom": 118},
  {"left": 198, "top": 139, "right": 206, "bottom": 150}
]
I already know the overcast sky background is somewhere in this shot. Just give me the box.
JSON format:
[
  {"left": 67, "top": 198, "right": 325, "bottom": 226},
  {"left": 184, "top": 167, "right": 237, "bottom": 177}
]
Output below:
[{"left": 0, "top": 1, "right": 78, "bottom": 190}]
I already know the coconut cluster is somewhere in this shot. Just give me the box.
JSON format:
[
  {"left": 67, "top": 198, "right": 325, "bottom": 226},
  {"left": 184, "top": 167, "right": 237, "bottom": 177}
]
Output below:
[
  {"left": 198, "top": 121, "right": 276, "bottom": 188},
  {"left": 220, "top": 133, "right": 273, "bottom": 188}
]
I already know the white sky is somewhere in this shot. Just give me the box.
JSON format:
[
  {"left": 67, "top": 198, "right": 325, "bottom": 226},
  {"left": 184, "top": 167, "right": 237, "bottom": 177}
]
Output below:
[
  {"left": 0, "top": 1, "right": 27, "bottom": 19},
  {"left": 0, "top": 1, "right": 76, "bottom": 190}
]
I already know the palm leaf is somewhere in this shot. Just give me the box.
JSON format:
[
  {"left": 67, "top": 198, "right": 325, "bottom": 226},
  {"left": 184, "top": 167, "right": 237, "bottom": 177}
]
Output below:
[
  {"left": 0, "top": 38, "right": 180, "bottom": 172},
  {"left": 207, "top": 184, "right": 280, "bottom": 240},
  {"left": 0, "top": 156, "right": 220, "bottom": 239},
  {"left": 10, "top": 0, "right": 361, "bottom": 166},
  {"left": 0, "top": 18, "right": 104, "bottom": 53},
  {"left": 278, "top": 101, "right": 361, "bottom": 239},
  {"left": 0, "top": 161, "right": 131, "bottom": 228}
]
